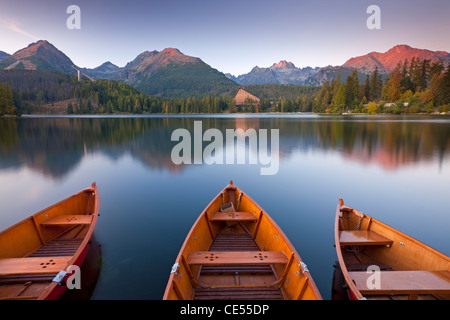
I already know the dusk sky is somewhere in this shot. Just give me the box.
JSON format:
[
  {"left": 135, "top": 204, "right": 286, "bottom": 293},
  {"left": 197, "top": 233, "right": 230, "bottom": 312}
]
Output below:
[{"left": 1, "top": 0, "right": 449, "bottom": 75}]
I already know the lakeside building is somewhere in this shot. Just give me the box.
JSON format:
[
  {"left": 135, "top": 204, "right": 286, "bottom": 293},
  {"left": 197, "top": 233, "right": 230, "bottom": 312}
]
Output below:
[{"left": 234, "top": 88, "right": 260, "bottom": 111}]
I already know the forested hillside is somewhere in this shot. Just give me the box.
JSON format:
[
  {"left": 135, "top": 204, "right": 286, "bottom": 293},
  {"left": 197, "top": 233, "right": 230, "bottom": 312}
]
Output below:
[
  {"left": 0, "top": 70, "right": 321, "bottom": 114},
  {"left": 314, "top": 58, "right": 450, "bottom": 113},
  {"left": 1, "top": 59, "right": 448, "bottom": 116}
]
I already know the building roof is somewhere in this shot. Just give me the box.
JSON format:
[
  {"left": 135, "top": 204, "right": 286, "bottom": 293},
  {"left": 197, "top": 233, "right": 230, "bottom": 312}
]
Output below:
[{"left": 234, "top": 88, "right": 260, "bottom": 105}]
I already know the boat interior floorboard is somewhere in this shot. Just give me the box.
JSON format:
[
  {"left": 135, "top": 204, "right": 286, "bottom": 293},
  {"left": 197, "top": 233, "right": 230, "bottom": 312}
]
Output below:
[
  {"left": 342, "top": 249, "right": 394, "bottom": 271},
  {"left": 0, "top": 236, "right": 84, "bottom": 300},
  {"left": 29, "top": 238, "right": 83, "bottom": 257},
  {"left": 195, "top": 227, "right": 284, "bottom": 300}
]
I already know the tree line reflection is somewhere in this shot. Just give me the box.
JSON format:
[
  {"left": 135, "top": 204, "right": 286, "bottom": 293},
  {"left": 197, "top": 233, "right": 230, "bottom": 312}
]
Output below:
[{"left": 0, "top": 115, "right": 449, "bottom": 178}]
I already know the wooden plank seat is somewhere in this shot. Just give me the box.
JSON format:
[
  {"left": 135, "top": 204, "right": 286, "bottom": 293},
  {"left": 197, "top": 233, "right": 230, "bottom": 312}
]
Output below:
[
  {"left": 349, "top": 270, "right": 450, "bottom": 299},
  {"left": 0, "top": 257, "right": 71, "bottom": 276},
  {"left": 40, "top": 215, "right": 92, "bottom": 227},
  {"left": 187, "top": 251, "right": 288, "bottom": 266},
  {"left": 339, "top": 230, "right": 393, "bottom": 246},
  {"left": 210, "top": 212, "right": 257, "bottom": 222}
]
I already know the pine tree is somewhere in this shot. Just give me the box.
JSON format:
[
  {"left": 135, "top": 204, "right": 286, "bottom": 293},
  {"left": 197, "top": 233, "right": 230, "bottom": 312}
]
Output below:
[
  {"left": 409, "top": 57, "right": 418, "bottom": 92},
  {"left": 332, "top": 84, "right": 346, "bottom": 112},
  {"left": 229, "top": 99, "right": 237, "bottom": 113},
  {"left": 400, "top": 59, "right": 413, "bottom": 93},
  {"left": 436, "top": 65, "right": 450, "bottom": 106},
  {"left": 0, "top": 83, "right": 5, "bottom": 114},
  {"left": 344, "top": 70, "right": 360, "bottom": 107},
  {"left": 0, "top": 83, "right": 16, "bottom": 115},
  {"left": 415, "top": 59, "right": 430, "bottom": 92},
  {"left": 369, "top": 67, "right": 382, "bottom": 100},
  {"left": 430, "top": 60, "right": 444, "bottom": 77},
  {"left": 106, "top": 100, "right": 114, "bottom": 113},
  {"left": 314, "top": 80, "right": 331, "bottom": 112},
  {"left": 67, "top": 102, "right": 74, "bottom": 114},
  {"left": 133, "top": 99, "right": 142, "bottom": 113},
  {"left": 363, "top": 75, "right": 370, "bottom": 100}
]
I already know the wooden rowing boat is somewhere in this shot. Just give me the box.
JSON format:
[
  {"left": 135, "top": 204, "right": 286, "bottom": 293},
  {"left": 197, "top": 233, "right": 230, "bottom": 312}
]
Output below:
[
  {"left": 163, "top": 181, "right": 322, "bottom": 300},
  {"left": 334, "top": 199, "right": 450, "bottom": 300},
  {"left": 0, "top": 182, "right": 99, "bottom": 300}
]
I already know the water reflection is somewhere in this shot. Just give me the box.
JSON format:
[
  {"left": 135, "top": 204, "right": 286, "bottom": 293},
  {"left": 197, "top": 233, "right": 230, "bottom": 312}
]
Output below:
[{"left": 1, "top": 115, "right": 449, "bottom": 178}]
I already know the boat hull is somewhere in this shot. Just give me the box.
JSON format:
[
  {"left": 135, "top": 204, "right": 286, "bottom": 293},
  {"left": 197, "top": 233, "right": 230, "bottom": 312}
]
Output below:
[
  {"left": 163, "top": 181, "right": 322, "bottom": 300},
  {"left": 334, "top": 199, "right": 450, "bottom": 300},
  {"left": 0, "top": 183, "right": 99, "bottom": 300},
  {"left": 43, "top": 241, "right": 90, "bottom": 300}
]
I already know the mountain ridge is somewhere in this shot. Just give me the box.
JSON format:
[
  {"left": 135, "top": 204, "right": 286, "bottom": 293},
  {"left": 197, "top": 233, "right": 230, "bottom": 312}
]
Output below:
[
  {"left": 0, "top": 40, "right": 76, "bottom": 74},
  {"left": 343, "top": 44, "right": 450, "bottom": 74},
  {"left": 0, "top": 40, "right": 237, "bottom": 97},
  {"left": 229, "top": 45, "right": 450, "bottom": 86},
  {"left": 1, "top": 40, "right": 449, "bottom": 96},
  {"left": 119, "top": 47, "right": 237, "bottom": 97}
]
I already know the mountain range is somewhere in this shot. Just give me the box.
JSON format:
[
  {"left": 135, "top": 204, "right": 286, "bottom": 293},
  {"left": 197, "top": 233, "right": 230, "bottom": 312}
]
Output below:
[
  {"left": 0, "top": 40, "right": 236, "bottom": 98},
  {"left": 228, "top": 45, "right": 450, "bottom": 86},
  {"left": 226, "top": 61, "right": 321, "bottom": 86},
  {"left": 1, "top": 41, "right": 449, "bottom": 97}
]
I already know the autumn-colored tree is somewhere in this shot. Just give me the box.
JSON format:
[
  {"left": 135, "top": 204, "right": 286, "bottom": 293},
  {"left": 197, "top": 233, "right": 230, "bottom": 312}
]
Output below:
[
  {"left": 383, "top": 71, "right": 402, "bottom": 102},
  {"left": 367, "top": 101, "right": 378, "bottom": 114}
]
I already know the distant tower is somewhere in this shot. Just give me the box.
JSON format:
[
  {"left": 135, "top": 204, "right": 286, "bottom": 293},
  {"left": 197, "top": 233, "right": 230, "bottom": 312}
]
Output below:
[{"left": 72, "top": 65, "right": 81, "bottom": 82}]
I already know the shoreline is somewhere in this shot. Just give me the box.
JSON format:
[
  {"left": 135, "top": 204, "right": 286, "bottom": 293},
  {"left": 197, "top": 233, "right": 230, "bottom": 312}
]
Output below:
[{"left": 1, "top": 111, "right": 449, "bottom": 118}]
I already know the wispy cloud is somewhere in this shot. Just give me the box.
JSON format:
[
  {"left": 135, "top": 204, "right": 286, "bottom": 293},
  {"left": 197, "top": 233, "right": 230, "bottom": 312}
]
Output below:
[{"left": 0, "top": 18, "right": 40, "bottom": 41}]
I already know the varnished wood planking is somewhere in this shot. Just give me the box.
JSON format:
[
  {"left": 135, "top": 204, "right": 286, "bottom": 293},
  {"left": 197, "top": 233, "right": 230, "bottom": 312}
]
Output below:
[
  {"left": 209, "top": 212, "right": 257, "bottom": 222},
  {"left": 349, "top": 270, "right": 450, "bottom": 297},
  {"left": 339, "top": 230, "right": 393, "bottom": 246},
  {"left": 187, "top": 251, "right": 288, "bottom": 265},
  {"left": 0, "top": 257, "right": 71, "bottom": 276},
  {"left": 40, "top": 215, "right": 93, "bottom": 226}
]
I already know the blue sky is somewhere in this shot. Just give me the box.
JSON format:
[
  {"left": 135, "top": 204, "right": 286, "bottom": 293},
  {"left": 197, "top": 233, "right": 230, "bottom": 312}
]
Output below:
[{"left": 1, "top": 0, "right": 449, "bottom": 75}]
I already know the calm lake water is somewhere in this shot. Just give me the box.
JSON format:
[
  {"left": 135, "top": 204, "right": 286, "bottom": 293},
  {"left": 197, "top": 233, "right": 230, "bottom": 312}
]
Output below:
[{"left": 1, "top": 114, "right": 449, "bottom": 300}]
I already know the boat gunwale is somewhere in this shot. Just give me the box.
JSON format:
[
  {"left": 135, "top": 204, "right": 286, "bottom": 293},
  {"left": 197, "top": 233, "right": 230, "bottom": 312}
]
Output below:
[
  {"left": 235, "top": 184, "right": 322, "bottom": 300},
  {"left": 38, "top": 182, "right": 99, "bottom": 300},
  {"left": 334, "top": 202, "right": 364, "bottom": 300}
]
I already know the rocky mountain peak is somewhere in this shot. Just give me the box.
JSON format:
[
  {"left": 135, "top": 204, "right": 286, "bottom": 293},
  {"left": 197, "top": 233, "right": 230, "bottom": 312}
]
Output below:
[{"left": 271, "top": 60, "right": 295, "bottom": 69}]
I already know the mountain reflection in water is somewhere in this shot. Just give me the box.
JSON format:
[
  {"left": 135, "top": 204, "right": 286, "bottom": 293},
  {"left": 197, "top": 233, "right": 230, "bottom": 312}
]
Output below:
[{"left": 1, "top": 115, "right": 449, "bottom": 178}]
